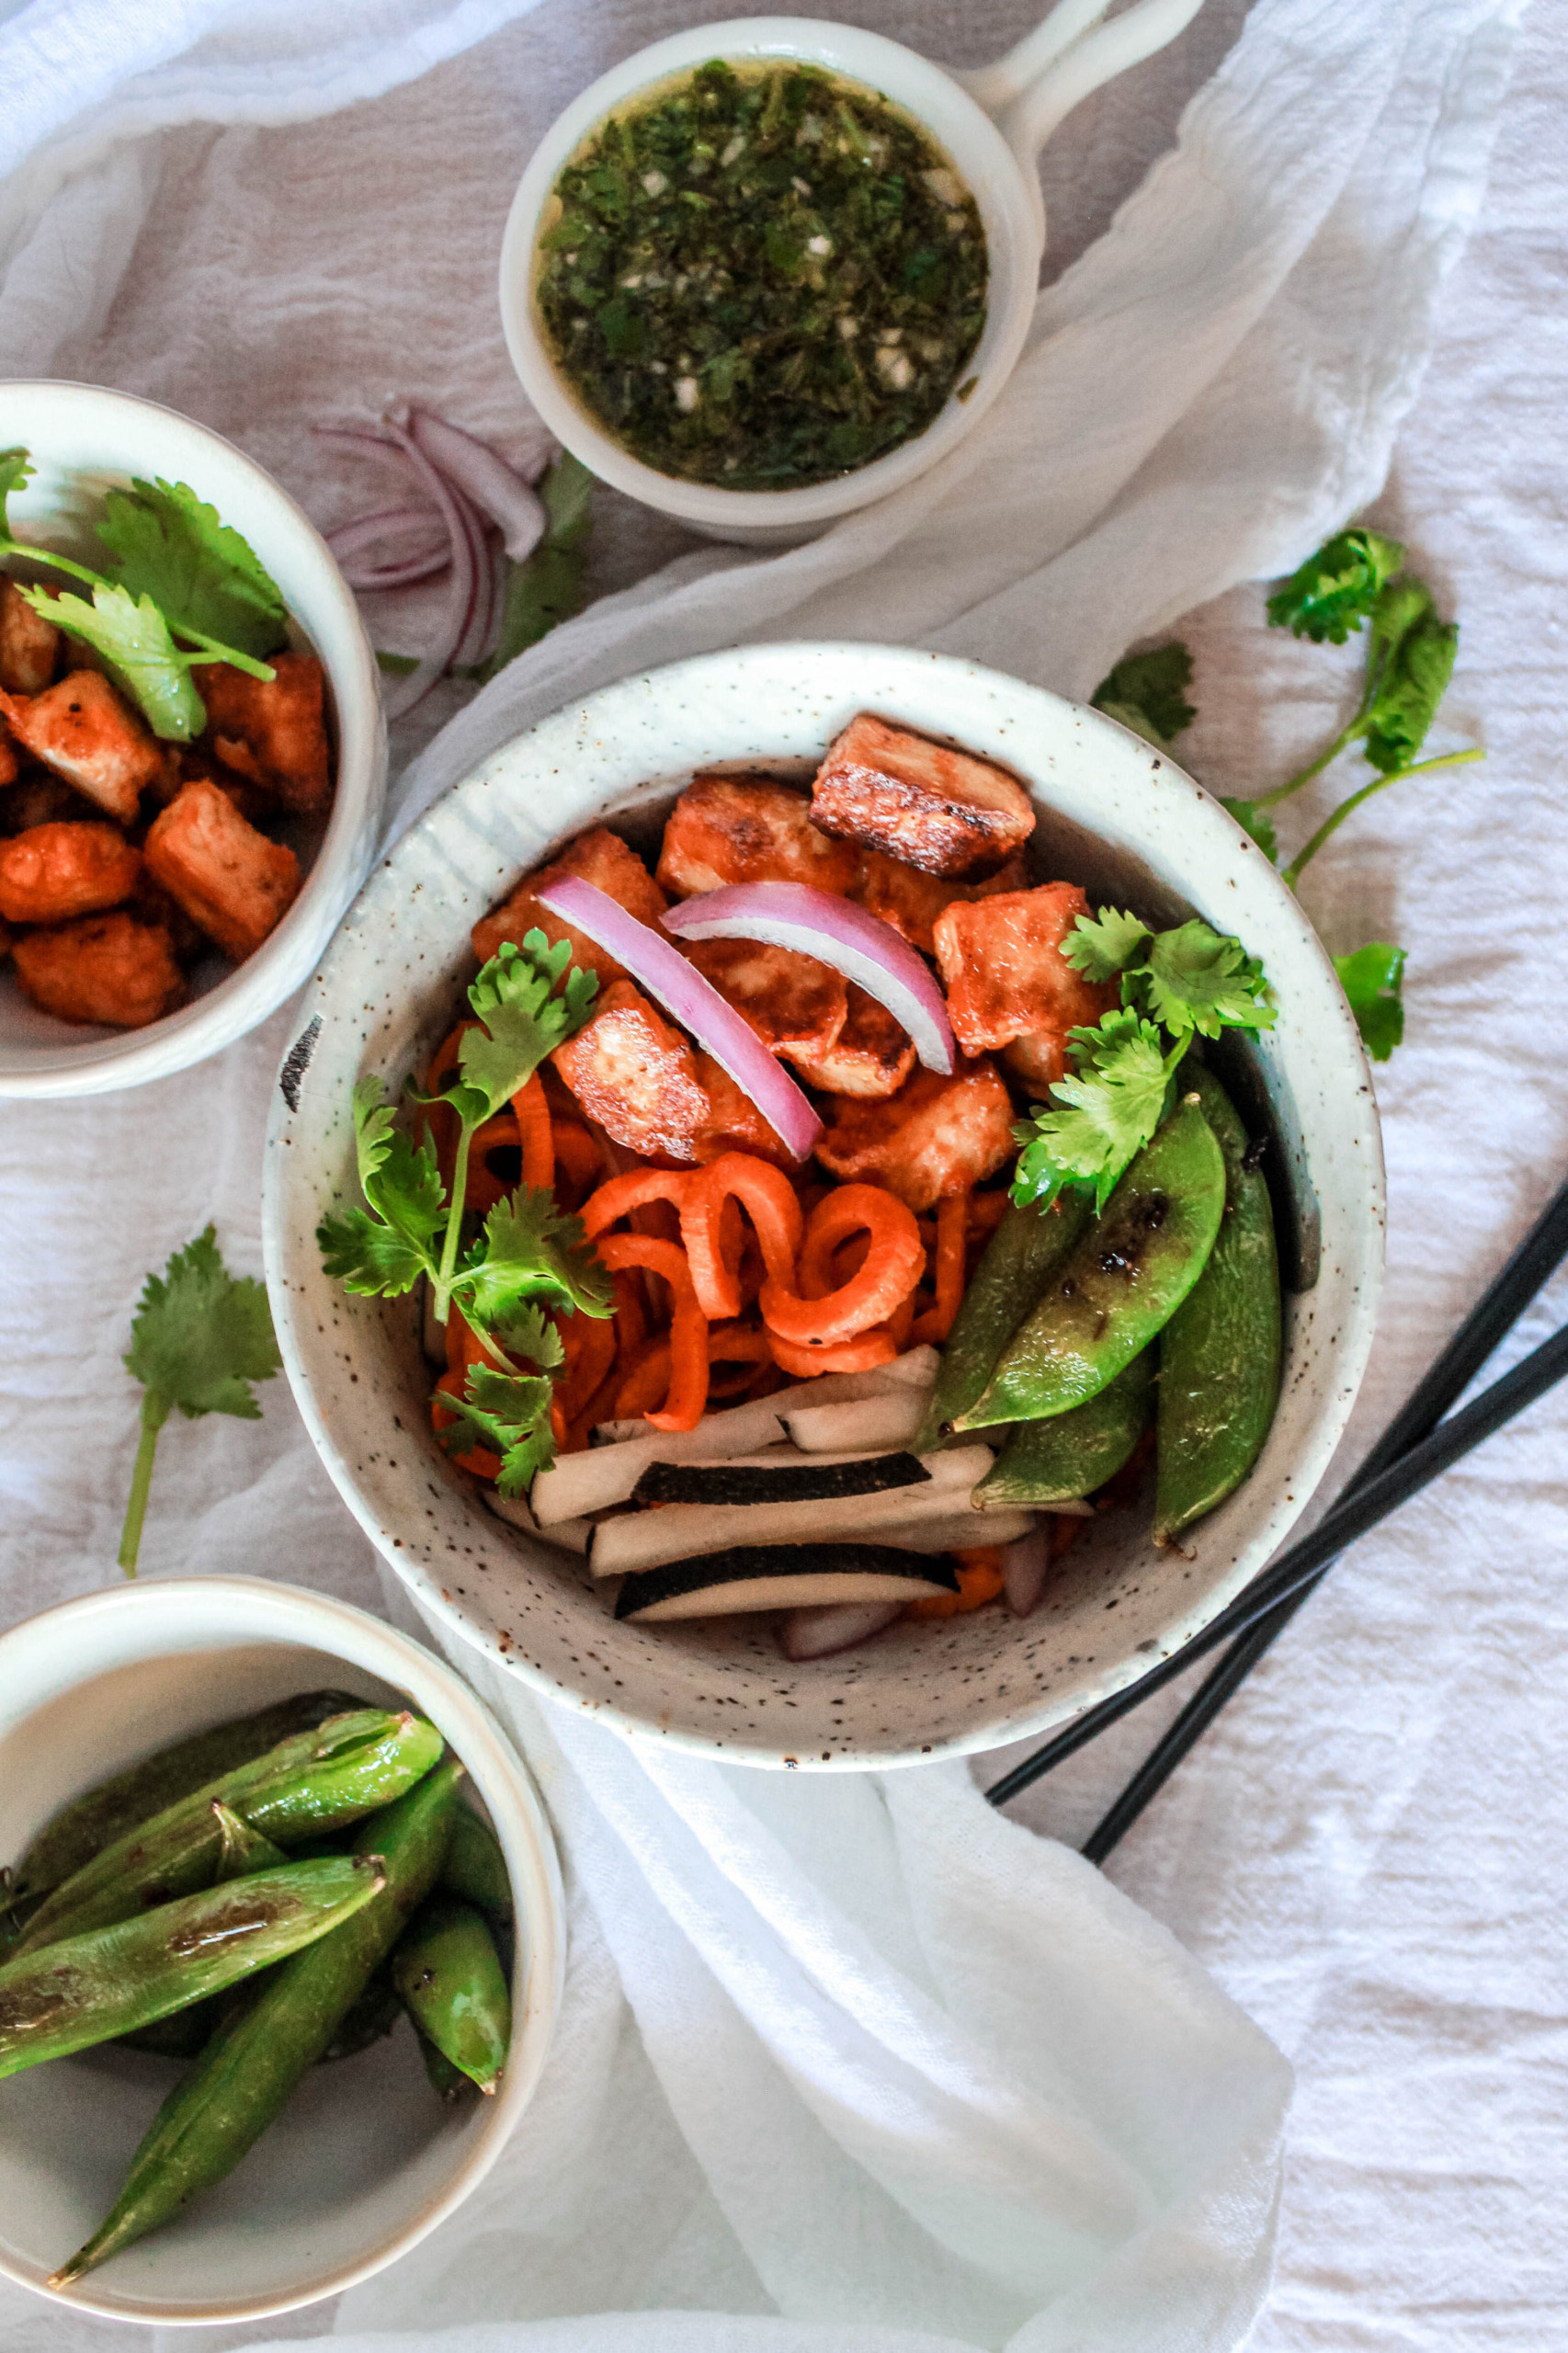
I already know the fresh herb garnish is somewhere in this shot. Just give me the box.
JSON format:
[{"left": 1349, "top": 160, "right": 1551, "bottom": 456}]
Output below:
[
  {"left": 1333, "top": 942, "right": 1406, "bottom": 1063},
  {"left": 1091, "top": 643, "right": 1197, "bottom": 749},
  {"left": 471, "top": 454, "right": 593, "bottom": 685},
  {"left": 0, "top": 448, "right": 284, "bottom": 742},
  {"left": 316, "top": 933, "right": 611, "bottom": 1494},
  {"left": 1012, "top": 914, "right": 1276, "bottom": 1213},
  {"left": 1265, "top": 526, "right": 1405, "bottom": 643},
  {"left": 119, "top": 1229, "right": 281, "bottom": 1576}
]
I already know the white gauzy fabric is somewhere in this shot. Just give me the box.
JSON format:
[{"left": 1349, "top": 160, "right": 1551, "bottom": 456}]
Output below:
[{"left": 0, "top": 2, "right": 1530, "bottom": 2350}]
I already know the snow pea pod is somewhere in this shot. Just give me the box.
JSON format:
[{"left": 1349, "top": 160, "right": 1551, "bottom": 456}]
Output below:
[
  {"left": 16, "top": 1709, "right": 441, "bottom": 1959},
  {"left": 113, "top": 1809, "right": 286, "bottom": 2058},
  {"left": 974, "top": 1348, "right": 1155, "bottom": 1507},
  {"left": 417, "top": 2031, "right": 472, "bottom": 2102},
  {"left": 392, "top": 1895, "right": 511, "bottom": 2094},
  {"left": 440, "top": 1805, "right": 512, "bottom": 1915},
  {"left": 0, "top": 1855, "right": 384, "bottom": 2080},
  {"left": 51, "top": 1758, "right": 462, "bottom": 2289},
  {"left": 11, "top": 1690, "right": 358, "bottom": 1901},
  {"left": 1153, "top": 1063, "right": 1281, "bottom": 1543},
  {"left": 957, "top": 1098, "right": 1226, "bottom": 1429},
  {"left": 912, "top": 1193, "right": 1093, "bottom": 1452}
]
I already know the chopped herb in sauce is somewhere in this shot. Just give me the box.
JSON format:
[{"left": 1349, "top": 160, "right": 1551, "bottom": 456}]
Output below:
[{"left": 535, "top": 60, "right": 988, "bottom": 491}]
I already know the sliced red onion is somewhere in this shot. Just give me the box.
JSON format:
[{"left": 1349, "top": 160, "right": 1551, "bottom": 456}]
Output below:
[
  {"left": 1002, "top": 1526, "right": 1052, "bottom": 1619},
  {"left": 407, "top": 407, "right": 549, "bottom": 562},
  {"left": 662, "top": 883, "right": 956, "bottom": 1075},
  {"left": 534, "top": 874, "right": 823, "bottom": 1164},
  {"left": 778, "top": 1600, "right": 903, "bottom": 1661},
  {"left": 372, "top": 417, "right": 475, "bottom": 721},
  {"left": 449, "top": 484, "right": 496, "bottom": 668},
  {"left": 327, "top": 507, "right": 450, "bottom": 590}
]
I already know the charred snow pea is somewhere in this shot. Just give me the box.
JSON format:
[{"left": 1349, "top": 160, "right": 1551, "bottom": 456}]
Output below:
[
  {"left": 15, "top": 1709, "right": 441, "bottom": 1958},
  {"left": 0, "top": 1856, "right": 384, "bottom": 2080},
  {"left": 318, "top": 1969, "right": 403, "bottom": 2063},
  {"left": 392, "top": 1896, "right": 511, "bottom": 2095},
  {"left": 417, "top": 2031, "right": 472, "bottom": 2103},
  {"left": 1153, "top": 1063, "right": 1282, "bottom": 1544},
  {"left": 51, "top": 1759, "right": 462, "bottom": 2288},
  {"left": 11, "top": 1691, "right": 358, "bottom": 1902},
  {"left": 112, "top": 1809, "right": 285, "bottom": 2059},
  {"left": 913, "top": 1193, "right": 1093, "bottom": 1451},
  {"left": 957, "top": 1098, "right": 1226, "bottom": 1429},
  {"left": 440, "top": 1806, "right": 512, "bottom": 1915},
  {"left": 974, "top": 1348, "right": 1155, "bottom": 1508}
]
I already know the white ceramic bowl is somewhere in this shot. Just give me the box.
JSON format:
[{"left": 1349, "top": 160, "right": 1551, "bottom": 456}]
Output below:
[
  {"left": 0, "top": 381, "right": 386, "bottom": 1099},
  {"left": 263, "top": 642, "right": 1384, "bottom": 1770},
  {"left": 499, "top": 4, "right": 1204, "bottom": 542},
  {"left": 0, "top": 1577, "right": 563, "bottom": 2325}
]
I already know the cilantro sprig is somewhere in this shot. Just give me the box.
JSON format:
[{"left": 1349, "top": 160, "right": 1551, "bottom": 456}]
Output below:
[
  {"left": 316, "top": 932, "right": 609, "bottom": 1494},
  {"left": 119, "top": 1229, "right": 280, "bottom": 1576},
  {"left": 1091, "top": 643, "right": 1196, "bottom": 751},
  {"left": 1011, "top": 913, "right": 1276, "bottom": 1213},
  {"left": 0, "top": 448, "right": 285, "bottom": 742}
]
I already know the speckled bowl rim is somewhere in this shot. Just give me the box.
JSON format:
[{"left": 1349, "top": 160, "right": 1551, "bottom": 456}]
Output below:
[{"left": 263, "top": 643, "right": 1384, "bottom": 1770}]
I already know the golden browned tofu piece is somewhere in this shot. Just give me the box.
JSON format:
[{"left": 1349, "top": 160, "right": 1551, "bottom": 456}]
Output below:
[
  {"left": 814, "top": 1059, "right": 1015, "bottom": 1211},
  {"left": 196, "top": 653, "right": 331, "bottom": 815},
  {"left": 783, "top": 983, "right": 915, "bottom": 1100},
  {"left": 1, "top": 672, "right": 164, "bottom": 824},
  {"left": 656, "top": 774, "right": 858, "bottom": 900},
  {"left": 850, "top": 847, "right": 1028, "bottom": 954},
  {"left": 690, "top": 1052, "right": 791, "bottom": 1165},
  {"left": 551, "top": 979, "right": 708, "bottom": 1163},
  {"left": 0, "top": 822, "right": 141, "bottom": 925},
  {"left": 13, "top": 912, "right": 182, "bottom": 1029},
  {"left": 934, "top": 882, "right": 1116, "bottom": 1092},
  {"left": 812, "top": 713, "right": 1035, "bottom": 880},
  {"left": 684, "top": 937, "right": 846, "bottom": 1059},
  {"left": 473, "top": 826, "right": 667, "bottom": 983},
  {"left": 143, "top": 779, "right": 301, "bottom": 962},
  {"left": 0, "top": 578, "right": 59, "bottom": 694}
]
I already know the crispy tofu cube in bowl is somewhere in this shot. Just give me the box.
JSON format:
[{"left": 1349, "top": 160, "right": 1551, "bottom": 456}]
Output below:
[
  {"left": 0, "top": 382, "right": 384, "bottom": 1099},
  {"left": 264, "top": 642, "right": 1384, "bottom": 1770}
]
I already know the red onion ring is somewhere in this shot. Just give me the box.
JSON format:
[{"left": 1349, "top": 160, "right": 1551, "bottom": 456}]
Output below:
[
  {"left": 325, "top": 506, "right": 444, "bottom": 564},
  {"left": 369, "top": 416, "right": 475, "bottom": 721},
  {"left": 407, "top": 407, "right": 549, "bottom": 562}
]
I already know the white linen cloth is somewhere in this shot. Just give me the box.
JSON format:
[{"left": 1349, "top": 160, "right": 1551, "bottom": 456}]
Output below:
[{"left": 1, "top": 1, "right": 1561, "bottom": 2349}]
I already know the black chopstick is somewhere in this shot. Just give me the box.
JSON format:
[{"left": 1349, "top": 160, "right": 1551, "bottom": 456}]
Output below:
[
  {"left": 984, "top": 1237, "right": 1568, "bottom": 1813},
  {"left": 1074, "top": 1172, "right": 1568, "bottom": 1860}
]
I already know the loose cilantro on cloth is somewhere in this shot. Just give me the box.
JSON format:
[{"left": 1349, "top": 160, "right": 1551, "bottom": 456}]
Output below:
[
  {"left": 317, "top": 933, "right": 611, "bottom": 1494},
  {"left": 1265, "top": 526, "right": 1405, "bottom": 643},
  {"left": 1333, "top": 943, "right": 1406, "bottom": 1063},
  {"left": 119, "top": 1229, "right": 280, "bottom": 1576},
  {"left": 1091, "top": 643, "right": 1197, "bottom": 749},
  {"left": 472, "top": 453, "right": 594, "bottom": 686},
  {"left": 0, "top": 448, "right": 284, "bottom": 741}
]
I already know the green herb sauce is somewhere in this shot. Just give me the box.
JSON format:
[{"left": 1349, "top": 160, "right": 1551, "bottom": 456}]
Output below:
[{"left": 535, "top": 60, "right": 989, "bottom": 491}]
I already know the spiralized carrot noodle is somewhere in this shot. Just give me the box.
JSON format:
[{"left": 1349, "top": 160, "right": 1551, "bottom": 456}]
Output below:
[
  {"left": 681, "top": 1152, "right": 803, "bottom": 1321},
  {"left": 463, "top": 1114, "right": 520, "bottom": 1216},
  {"left": 886, "top": 1290, "right": 916, "bottom": 1351},
  {"left": 907, "top": 1547, "right": 1007, "bottom": 1620},
  {"left": 913, "top": 1191, "right": 968, "bottom": 1345},
  {"left": 609, "top": 1267, "right": 650, "bottom": 1369},
  {"left": 969, "top": 1188, "right": 1008, "bottom": 1238},
  {"left": 551, "top": 1120, "right": 602, "bottom": 1206},
  {"left": 595, "top": 1233, "right": 710, "bottom": 1430},
  {"left": 761, "top": 1183, "right": 923, "bottom": 1348},
  {"left": 431, "top": 1370, "right": 502, "bottom": 1480},
  {"left": 768, "top": 1326, "right": 899, "bottom": 1377},
  {"left": 580, "top": 1165, "right": 692, "bottom": 1240},
  {"left": 513, "top": 1074, "right": 554, "bottom": 1192},
  {"left": 614, "top": 1337, "right": 672, "bottom": 1421},
  {"left": 556, "top": 1304, "right": 617, "bottom": 1422},
  {"left": 550, "top": 1394, "right": 569, "bottom": 1452}
]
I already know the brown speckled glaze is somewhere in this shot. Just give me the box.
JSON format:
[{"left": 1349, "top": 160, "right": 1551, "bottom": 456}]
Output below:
[{"left": 261, "top": 645, "right": 1384, "bottom": 1770}]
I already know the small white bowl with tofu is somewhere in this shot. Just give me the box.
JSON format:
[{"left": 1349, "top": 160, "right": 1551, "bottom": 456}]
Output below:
[
  {"left": 264, "top": 641, "right": 1383, "bottom": 1769},
  {"left": 0, "top": 381, "right": 385, "bottom": 1099}
]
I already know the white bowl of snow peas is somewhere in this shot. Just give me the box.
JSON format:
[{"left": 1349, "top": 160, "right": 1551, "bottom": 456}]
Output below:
[{"left": 0, "top": 1576, "right": 563, "bottom": 2325}]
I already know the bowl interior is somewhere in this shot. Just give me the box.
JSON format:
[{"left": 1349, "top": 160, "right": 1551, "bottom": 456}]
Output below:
[
  {"left": 0, "top": 381, "right": 384, "bottom": 1097},
  {"left": 0, "top": 1584, "right": 560, "bottom": 2324},
  {"left": 264, "top": 643, "right": 1383, "bottom": 1768}
]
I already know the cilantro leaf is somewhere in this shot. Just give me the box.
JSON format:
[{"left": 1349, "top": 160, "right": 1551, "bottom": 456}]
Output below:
[
  {"left": 1334, "top": 941, "right": 1406, "bottom": 1062},
  {"left": 1129, "top": 918, "right": 1278, "bottom": 1040},
  {"left": 460, "top": 933, "right": 599, "bottom": 1120},
  {"left": 472, "top": 452, "right": 595, "bottom": 686},
  {"left": 97, "top": 477, "right": 289, "bottom": 661},
  {"left": 0, "top": 447, "right": 33, "bottom": 537},
  {"left": 489, "top": 1301, "right": 568, "bottom": 1371},
  {"left": 1010, "top": 1010, "right": 1179, "bottom": 1214},
  {"left": 459, "top": 1188, "right": 614, "bottom": 1328},
  {"left": 1091, "top": 642, "right": 1196, "bottom": 746},
  {"left": 1266, "top": 527, "right": 1405, "bottom": 643},
  {"left": 1363, "top": 603, "right": 1458, "bottom": 775},
  {"left": 119, "top": 1228, "right": 280, "bottom": 1574},
  {"left": 1219, "top": 797, "right": 1279, "bottom": 863},
  {"left": 1060, "top": 905, "right": 1152, "bottom": 984},
  {"left": 18, "top": 580, "right": 206, "bottom": 741},
  {"left": 315, "top": 1076, "right": 445, "bottom": 1297},
  {"left": 438, "top": 1364, "right": 559, "bottom": 1498}
]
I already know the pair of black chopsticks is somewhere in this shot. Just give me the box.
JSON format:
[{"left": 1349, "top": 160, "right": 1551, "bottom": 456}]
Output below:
[{"left": 986, "top": 1172, "right": 1568, "bottom": 1852}]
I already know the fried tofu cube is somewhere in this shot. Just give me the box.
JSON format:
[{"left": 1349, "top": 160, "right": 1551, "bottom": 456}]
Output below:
[
  {"left": 656, "top": 774, "right": 859, "bottom": 900},
  {"left": 690, "top": 1051, "right": 791, "bottom": 1165},
  {"left": 0, "top": 578, "right": 59, "bottom": 694},
  {"left": 195, "top": 653, "right": 332, "bottom": 814},
  {"left": 12, "top": 911, "right": 182, "bottom": 1029},
  {"left": 143, "top": 779, "right": 301, "bottom": 961},
  {"left": 683, "top": 937, "right": 847, "bottom": 1059},
  {"left": 551, "top": 980, "right": 708, "bottom": 1163},
  {"left": 1, "top": 672, "right": 164, "bottom": 824},
  {"left": 850, "top": 847, "right": 1029, "bottom": 955},
  {"left": 812, "top": 713, "right": 1035, "bottom": 880},
  {"left": 473, "top": 827, "right": 667, "bottom": 983},
  {"left": 0, "top": 822, "right": 141, "bottom": 925},
  {"left": 783, "top": 983, "right": 915, "bottom": 1100},
  {"left": 933, "top": 882, "right": 1116, "bottom": 1091},
  {"left": 813, "top": 1059, "right": 1016, "bottom": 1211}
]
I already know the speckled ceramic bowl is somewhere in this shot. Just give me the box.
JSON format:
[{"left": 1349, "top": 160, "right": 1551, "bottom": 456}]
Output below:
[{"left": 262, "top": 644, "right": 1383, "bottom": 1769}]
